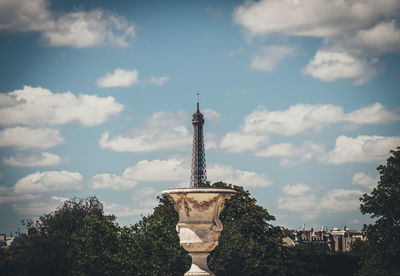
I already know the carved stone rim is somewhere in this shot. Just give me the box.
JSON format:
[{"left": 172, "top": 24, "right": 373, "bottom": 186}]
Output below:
[{"left": 161, "top": 188, "right": 236, "bottom": 195}]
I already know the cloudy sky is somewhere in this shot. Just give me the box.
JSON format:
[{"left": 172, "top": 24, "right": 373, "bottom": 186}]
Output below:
[{"left": 1, "top": 0, "right": 399, "bottom": 234}]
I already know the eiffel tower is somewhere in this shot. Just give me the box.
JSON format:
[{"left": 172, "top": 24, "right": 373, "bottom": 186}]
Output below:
[{"left": 190, "top": 93, "right": 207, "bottom": 187}]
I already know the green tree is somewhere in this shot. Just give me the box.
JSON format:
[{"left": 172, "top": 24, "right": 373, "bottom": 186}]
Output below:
[
  {"left": 284, "top": 243, "right": 359, "bottom": 276},
  {"left": 67, "top": 214, "right": 130, "bottom": 275},
  {"left": 130, "top": 195, "right": 190, "bottom": 276},
  {"left": 0, "top": 196, "right": 131, "bottom": 276},
  {"left": 0, "top": 182, "right": 362, "bottom": 275},
  {"left": 126, "top": 181, "right": 287, "bottom": 275},
  {"left": 354, "top": 147, "right": 400, "bottom": 276},
  {"left": 207, "top": 182, "right": 286, "bottom": 276}
]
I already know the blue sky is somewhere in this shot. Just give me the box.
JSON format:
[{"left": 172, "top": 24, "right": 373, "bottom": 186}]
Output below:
[{"left": 1, "top": 0, "right": 400, "bottom": 234}]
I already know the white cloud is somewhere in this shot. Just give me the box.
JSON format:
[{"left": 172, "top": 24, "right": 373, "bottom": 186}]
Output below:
[
  {"left": 0, "top": 127, "right": 64, "bottom": 150},
  {"left": 149, "top": 76, "right": 170, "bottom": 85},
  {"left": 250, "top": 46, "right": 295, "bottom": 71},
  {"left": 0, "top": 0, "right": 51, "bottom": 32},
  {"left": 244, "top": 103, "right": 397, "bottom": 136},
  {"left": 0, "top": 86, "right": 123, "bottom": 126},
  {"left": 99, "top": 111, "right": 191, "bottom": 152},
  {"left": 41, "top": 10, "right": 134, "bottom": 48},
  {"left": 281, "top": 183, "right": 312, "bottom": 196},
  {"left": 242, "top": 104, "right": 343, "bottom": 136},
  {"left": 130, "top": 187, "right": 159, "bottom": 201},
  {"left": 256, "top": 143, "right": 295, "bottom": 158},
  {"left": 302, "top": 50, "right": 383, "bottom": 85},
  {"left": 325, "top": 135, "right": 400, "bottom": 164},
  {"left": 233, "top": 0, "right": 400, "bottom": 38},
  {"left": 14, "top": 170, "right": 83, "bottom": 194},
  {"left": 320, "top": 189, "right": 364, "bottom": 212},
  {"left": 356, "top": 20, "right": 400, "bottom": 54},
  {"left": 96, "top": 68, "right": 139, "bottom": 88},
  {"left": 222, "top": 103, "right": 399, "bottom": 155},
  {"left": 0, "top": 185, "right": 38, "bottom": 205},
  {"left": 277, "top": 184, "right": 319, "bottom": 220},
  {"left": 90, "top": 174, "right": 138, "bottom": 190},
  {"left": 90, "top": 158, "right": 188, "bottom": 190},
  {"left": 0, "top": 186, "right": 22, "bottom": 204},
  {"left": 352, "top": 172, "right": 377, "bottom": 190},
  {"left": 1, "top": 183, "right": 72, "bottom": 216},
  {"left": 255, "top": 135, "right": 400, "bottom": 166},
  {"left": 346, "top": 103, "right": 400, "bottom": 124},
  {"left": 256, "top": 141, "right": 325, "bottom": 167},
  {"left": 220, "top": 132, "right": 267, "bottom": 153},
  {"left": 233, "top": 0, "right": 400, "bottom": 84},
  {"left": 11, "top": 196, "right": 67, "bottom": 215},
  {"left": 99, "top": 130, "right": 190, "bottom": 152},
  {"left": 3, "top": 152, "right": 62, "bottom": 167},
  {"left": 102, "top": 190, "right": 158, "bottom": 219},
  {"left": 123, "top": 158, "right": 188, "bottom": 182},
  {"left": 208, "top": 164, "right": 272, "bottom": 188},
  {"left": 97, "top": 71, "right": 171, "bottom": 88},
  {"left": 202, "top": 108, "right": 222, "bottom": 120},
  {"left": 13, "top": 198, "right": 61, "bottom": 215},
  {"left": 91, "top": 157, "right": 271, "bottom": 189},
  {"left": 277, "top": 183, "right": 363, "bottom": 220},
  {"left": 1, "top": 184, "right": 70, "bottom": 215},
  {"left": 0, "top": 0, "right": 135, "bottom": 48},
  {"left": 103, "top": 202, "right": 152, "bottom": 218},
  {"left": 51, "top": 195, "right": 69, "bottom": 203}
]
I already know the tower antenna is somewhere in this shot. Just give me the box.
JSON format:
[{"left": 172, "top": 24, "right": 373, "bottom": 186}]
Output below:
[{"left": 197, "top": 93, "right": 200, "bottom": 111}]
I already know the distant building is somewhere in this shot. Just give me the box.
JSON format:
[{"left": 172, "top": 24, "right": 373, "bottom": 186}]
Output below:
[
  {"left": 331, "top": 226, "right": 366, "bottom": 252},
  {"left": 0, "top": 234, "right": 17, "bottom": 248},
  {"left": 284, "top": 226, "right": 365, "bottom": 252},
  {"left": 0, "top": 234, "right": 7, "bottom": 248}
]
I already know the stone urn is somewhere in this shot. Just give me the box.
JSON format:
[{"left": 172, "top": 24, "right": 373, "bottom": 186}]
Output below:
[{"left": 162, "top": 188, "right": 236, "bottom": 276}]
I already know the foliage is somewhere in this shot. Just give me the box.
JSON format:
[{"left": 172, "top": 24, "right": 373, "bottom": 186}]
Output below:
[
  {"left": 128, "top": 181, "right": 287, "bottom": 275},
  {"left": 0, "top": 197, "right": 132, "bottom": 276},
  {"left": 284, "top": 243, "right": 359, "bottom": 276},
  {"left": 354, "top": 147, "right": 400, "bottom": 276},
  {"left": 129, "top": 195, "right": 190, "bottom": 275},
  {"left": 0, "top": 182, "right": 364, "bottom": 275},
  {"left": 206, "top": 182, "right": 286, "bottom": 276}
]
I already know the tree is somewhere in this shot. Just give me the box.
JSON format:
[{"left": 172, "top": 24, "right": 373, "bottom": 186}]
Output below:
[
  {"left": 1, "top": 182, "right": 362, "bottom": 275},
  {"left": 284, "top": 243, "right": 359, "bottom": 276},
  {"left": 128, "top": 181, "right": 287, "bottom": 275},
  {"left": 207, "top": 182, "right": 286, "bottom": 276},
  {"left": 354, "top": 147, "right": 400, "bottom": 276},
  {"left": 130, "top": 195, "right": 190, "bottom": 276},
  {"left": 0, "top": 197, "right": 131, "bottom": 276}
]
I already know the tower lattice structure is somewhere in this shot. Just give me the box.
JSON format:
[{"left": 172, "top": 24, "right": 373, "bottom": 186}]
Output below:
[{"left": 190, "top": 94, "right": 207, "bottom": 187}]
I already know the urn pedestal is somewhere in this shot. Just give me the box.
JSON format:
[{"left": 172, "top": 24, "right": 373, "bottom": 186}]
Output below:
[{"left": 162, "top": 188, "right": 236, "bottom": 276}]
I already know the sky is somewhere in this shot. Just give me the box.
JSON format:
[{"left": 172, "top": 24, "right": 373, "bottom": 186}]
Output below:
[{"left": 0, "top": 0, "right": 400, "bottom": 234}]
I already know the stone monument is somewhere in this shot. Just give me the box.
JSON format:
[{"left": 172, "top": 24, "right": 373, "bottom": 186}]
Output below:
[{"left": 162, "top": 94, "right": 236, "bottom": 276}]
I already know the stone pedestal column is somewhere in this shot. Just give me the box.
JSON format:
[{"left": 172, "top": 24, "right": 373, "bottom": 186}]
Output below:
[
  {"left": 187, "top": 253, "right": 212, "bottom": 276},
  {"left": 162, "top": 188, "right": 236, "bottom": 276}
]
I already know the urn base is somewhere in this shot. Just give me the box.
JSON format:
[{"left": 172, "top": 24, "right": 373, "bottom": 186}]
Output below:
[{"left": 184, "top": 253, "right": 214, "bottom": 276}]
